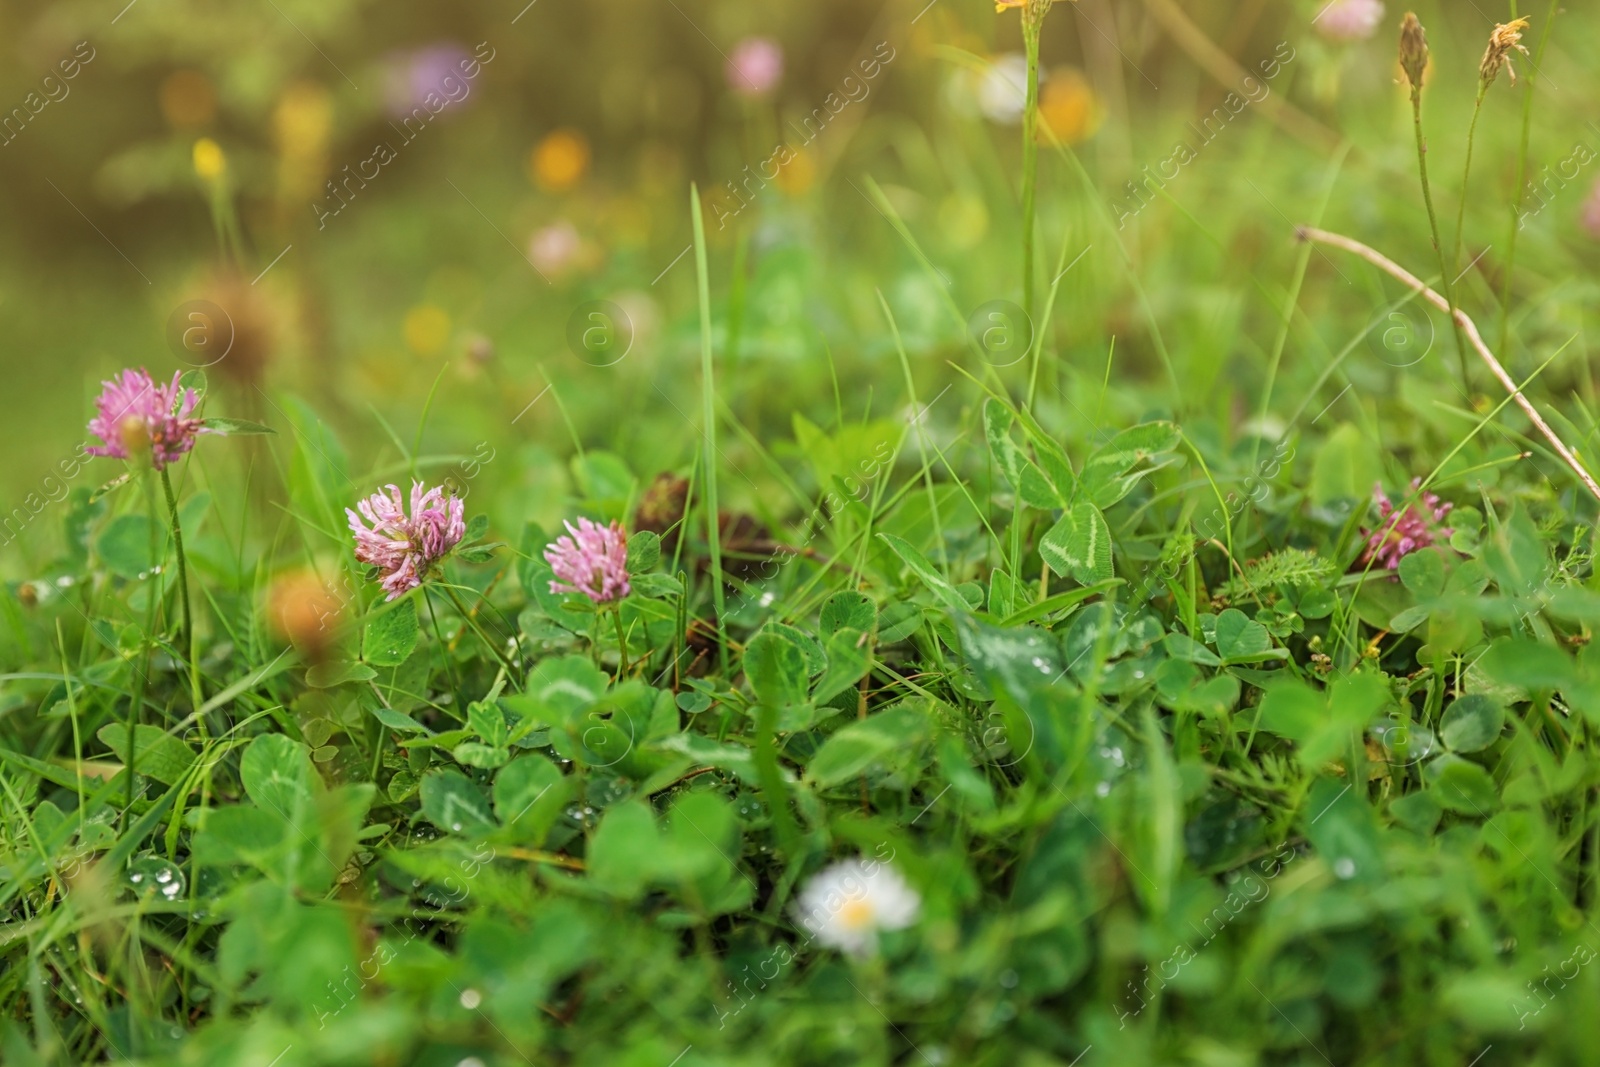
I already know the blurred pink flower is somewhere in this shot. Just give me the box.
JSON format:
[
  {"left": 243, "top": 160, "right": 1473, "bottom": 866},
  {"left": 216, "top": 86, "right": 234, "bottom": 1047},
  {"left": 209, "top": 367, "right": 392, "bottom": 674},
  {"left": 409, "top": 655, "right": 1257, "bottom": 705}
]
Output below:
[
  {"left": 86, "top": 368, "right": 209, "bottom": 471},
  {"left": 384, "top": 42, "right": 475, "bottom": 120},
  {"left": 529, "top": 221, "right": 582, "bottom": 277},
  {"left": 1313, "top": 0, "right": 1386, "bottom": 43},
  {"left": 347, "top": 482, "right": 466, "bottom": 600},
  {"left": 1582, "top": 179, "right": 1600, "bottom": 240},
  {"left": 1360, "top": 479, "right": 1453, "bottom": 570},
  {"left": 727, "top": 37, "right": 783, "bottom": 97},
  {"left": 545, "top": 518, "right": 631, "bottom": 603}
]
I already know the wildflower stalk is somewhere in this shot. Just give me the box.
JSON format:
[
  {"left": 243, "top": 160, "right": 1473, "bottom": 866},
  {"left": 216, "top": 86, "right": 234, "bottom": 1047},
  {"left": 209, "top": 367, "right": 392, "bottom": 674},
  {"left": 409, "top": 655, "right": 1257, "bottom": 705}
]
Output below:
[
  {"left": 1499, "top": 2, "right": 1556, "bottom": 356},
  {"left": 1408, "top": 78, "right": 1469, "bottom": 390},
  {"left": 1019, "top": 0, "right": 1046, "bottom": 327},
  {"left": 159, "top": 466, "right": 203, "bottom": 717},
  {"left": 1455, "top": 16, "right": 1531, "bottom": 356},
  {"left": 1450, "top": 82, "right": 1488, "bottom": 291},
  {"left": 1399, "top": 13, "right": 1470, "bottom": 391}
]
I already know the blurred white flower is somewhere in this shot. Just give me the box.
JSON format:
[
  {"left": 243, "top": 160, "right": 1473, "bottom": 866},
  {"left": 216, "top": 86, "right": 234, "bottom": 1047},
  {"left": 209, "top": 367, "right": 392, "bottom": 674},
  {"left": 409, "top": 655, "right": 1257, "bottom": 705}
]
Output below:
[
  {"left": 529, "top": 221, "right": 582, "bottom": 277},
  {"left": 977, "top": 54, "right": 1030, "bottom": 125},
  {"left": 1313, "top": 0, "right": 1386, "bottom": 43},
  {"left": 794, "top": 857, "right": 920, "bottom": 955},
  {"left": 610, "top": 289, "right": 659, "bottom": 345}
]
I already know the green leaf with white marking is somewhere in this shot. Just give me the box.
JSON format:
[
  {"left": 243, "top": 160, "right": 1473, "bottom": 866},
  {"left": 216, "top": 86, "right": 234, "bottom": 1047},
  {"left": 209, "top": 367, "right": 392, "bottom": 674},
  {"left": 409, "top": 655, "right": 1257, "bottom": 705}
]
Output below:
[{"left": 1039, "top": 503, "right": 1113, "bottom": 585}]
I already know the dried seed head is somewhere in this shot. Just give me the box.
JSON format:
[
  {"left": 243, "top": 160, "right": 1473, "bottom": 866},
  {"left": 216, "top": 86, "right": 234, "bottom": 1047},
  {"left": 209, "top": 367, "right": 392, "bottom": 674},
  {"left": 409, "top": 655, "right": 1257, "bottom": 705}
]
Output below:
[
  {"left": 1480, "top": 18, "right": 1531, "bottom": 89},
  {"left": 1398, "top": 12, "right": 1429, "bottom": 91}
]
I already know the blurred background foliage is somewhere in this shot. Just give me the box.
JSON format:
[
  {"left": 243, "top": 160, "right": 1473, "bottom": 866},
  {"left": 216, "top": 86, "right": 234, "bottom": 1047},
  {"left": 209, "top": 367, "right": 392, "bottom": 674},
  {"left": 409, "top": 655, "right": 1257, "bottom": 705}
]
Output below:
[{"left": 1, "top": 0, "right": 1597, "bottom": 552}]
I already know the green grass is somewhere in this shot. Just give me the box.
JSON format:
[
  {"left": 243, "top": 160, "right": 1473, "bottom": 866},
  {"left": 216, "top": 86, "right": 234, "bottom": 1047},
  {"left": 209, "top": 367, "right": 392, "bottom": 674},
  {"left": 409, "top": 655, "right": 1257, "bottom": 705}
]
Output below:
[{"left": 4, "top": 2, "right": 1600, "bottom": 1064}]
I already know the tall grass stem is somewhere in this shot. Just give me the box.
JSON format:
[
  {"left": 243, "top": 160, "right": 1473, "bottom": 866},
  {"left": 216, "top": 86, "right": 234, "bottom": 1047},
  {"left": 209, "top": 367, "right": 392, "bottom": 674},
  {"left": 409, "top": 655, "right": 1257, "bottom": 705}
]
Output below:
[{"left": 690, "top": 185, "right": 729, "bottom": 676}]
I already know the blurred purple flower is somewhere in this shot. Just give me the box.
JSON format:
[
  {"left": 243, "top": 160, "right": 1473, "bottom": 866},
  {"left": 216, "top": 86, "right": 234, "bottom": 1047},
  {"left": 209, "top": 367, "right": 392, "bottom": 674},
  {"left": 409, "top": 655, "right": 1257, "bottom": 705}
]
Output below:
[
  {"left": 727, "top": 37, "right": 783, "bottom": 97},
  {"left": 1360, "top": 479, "right": 1453, "bottom": 570},
  {"left": 347, "top": 482, "right": 466, "bottom": 600},
  {"left": 86, "top": 368, "right": 209, "bottom": 471},
  {"left": 545, "top": 518, "right": 631, "bottom": 604},
  {"left": 384, "top": 43, "right": 474, "bottom": 119},
  {"left": 1313, "top": 0, "right": 1386, "bottom": 43},
  {"left": 529, "top": 221, "right": 582, "bottom": 277}
]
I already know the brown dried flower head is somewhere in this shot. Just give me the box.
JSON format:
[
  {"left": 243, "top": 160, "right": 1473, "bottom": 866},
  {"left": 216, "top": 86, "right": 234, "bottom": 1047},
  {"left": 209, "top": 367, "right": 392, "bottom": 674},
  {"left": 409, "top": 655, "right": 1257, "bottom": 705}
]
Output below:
[
  {"left": 1398, "top": 12, "right": 1429, "bottom": 91},
  {"left": 1480, "top": 18, "right": 1531, "bottom": 88}
]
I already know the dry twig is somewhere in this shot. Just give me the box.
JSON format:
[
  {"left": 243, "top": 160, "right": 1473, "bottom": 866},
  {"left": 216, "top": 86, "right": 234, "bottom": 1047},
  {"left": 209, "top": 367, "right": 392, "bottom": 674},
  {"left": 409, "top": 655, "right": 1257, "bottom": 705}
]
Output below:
[{"left": 1297, "top": 225, "right": 1600, "bottom": 504}]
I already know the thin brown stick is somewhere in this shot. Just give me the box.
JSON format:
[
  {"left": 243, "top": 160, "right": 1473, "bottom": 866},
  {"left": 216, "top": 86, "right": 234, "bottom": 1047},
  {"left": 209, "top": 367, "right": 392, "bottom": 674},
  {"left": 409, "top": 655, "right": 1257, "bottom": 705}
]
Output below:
[{"left": 1297, "top": 225, "right": 1600, "bottom": 504}]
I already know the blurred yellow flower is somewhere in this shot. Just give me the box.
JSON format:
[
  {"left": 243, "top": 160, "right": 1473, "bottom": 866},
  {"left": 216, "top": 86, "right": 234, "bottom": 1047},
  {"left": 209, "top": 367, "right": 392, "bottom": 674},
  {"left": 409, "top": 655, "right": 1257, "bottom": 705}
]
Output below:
[
  {"left": 274, "top": 82, "right": 333, "bottom": 160},
  {"left": 192, "top": 138, "right": 227, "bottom": 182},
  {"left": 404, "top": 304, "right": 451, "bottom": 356},
  {"left": 529, "top": 129, "right": 590, "bottom": 192},
  {"left": 160, "top": 70, "right": 216, "bottom": 129},
  {"left": 1037, "top": 68, "right": 1101, "bottom": 145},
  {"left": 274, "top": 82, "right": 333, "bottom": 205},
  {"left": 775, "top": 150, "right": 817, "bottom": 197}
]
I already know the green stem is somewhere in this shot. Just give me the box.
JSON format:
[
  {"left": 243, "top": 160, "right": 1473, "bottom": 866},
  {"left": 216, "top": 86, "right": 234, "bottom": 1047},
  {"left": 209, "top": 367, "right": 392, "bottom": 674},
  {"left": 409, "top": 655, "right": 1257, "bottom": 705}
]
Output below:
[
  {"left": 1020, "top": 5, "right": 1044, "bottom": 330},
  {"left": 1451, "top": 85, "right": 1488, "bottom": 302},
  {"left": 1409, "top": 86, "right": 1471, "bottom": 393},
  {"left": 754, "top": 701, "right": 801, "bottom": 859},
  {"left": 611, "top": 604, "right": 631, "bottom": 677},
  {"left": 159, "top": 466, "right": 203, "bottom": 718},
  {"left": 1499, "top": 0, "right": 1557, "bottom": 357},
  {"left": 122, "top": 470, "right": 163, "bottom": 819},
  {"left": 440, "top": 584, "right": 520, "bottom": 677},
  {"left": 690, "top": 184, "right": 730, "bottom": 677}
]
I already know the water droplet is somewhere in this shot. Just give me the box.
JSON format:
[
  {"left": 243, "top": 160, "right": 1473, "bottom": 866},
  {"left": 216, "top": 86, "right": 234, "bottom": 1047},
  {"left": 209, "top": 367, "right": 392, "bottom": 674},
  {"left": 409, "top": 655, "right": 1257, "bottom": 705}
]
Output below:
[
  {"left": 458, "top": 988, "right": 482, "bottom": 1010},
  {"left": 1333, "top": 857, "right": 1356, "bottom": 879},
  {"left": 1095, "top": 781, "right": 1112, "bottom": 797},
  {"left": 450, "top": 822, "right": 463, "bottom": 832}
]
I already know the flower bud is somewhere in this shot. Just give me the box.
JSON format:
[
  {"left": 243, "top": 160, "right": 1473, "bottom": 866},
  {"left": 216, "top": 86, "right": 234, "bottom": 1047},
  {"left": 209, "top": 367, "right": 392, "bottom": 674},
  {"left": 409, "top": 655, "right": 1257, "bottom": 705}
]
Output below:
[{"left": 1399, "top": 13, "right": 1429, "bottom": 91}]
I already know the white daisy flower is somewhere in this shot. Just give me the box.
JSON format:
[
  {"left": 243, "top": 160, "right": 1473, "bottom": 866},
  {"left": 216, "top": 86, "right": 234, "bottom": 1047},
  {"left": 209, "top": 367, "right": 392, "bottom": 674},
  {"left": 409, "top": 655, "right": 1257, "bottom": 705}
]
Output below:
[{"left": 793, "top": 857, "right": 921, "bottom": 955}]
